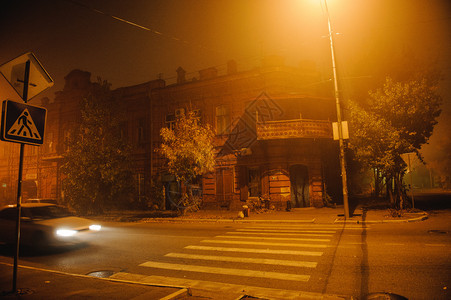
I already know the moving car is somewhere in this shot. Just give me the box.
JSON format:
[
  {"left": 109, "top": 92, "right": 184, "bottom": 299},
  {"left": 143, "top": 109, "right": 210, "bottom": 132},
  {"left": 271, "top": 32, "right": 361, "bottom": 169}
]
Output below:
[{"left": 0, "top": 203, "right": 101, "bottom": 251}]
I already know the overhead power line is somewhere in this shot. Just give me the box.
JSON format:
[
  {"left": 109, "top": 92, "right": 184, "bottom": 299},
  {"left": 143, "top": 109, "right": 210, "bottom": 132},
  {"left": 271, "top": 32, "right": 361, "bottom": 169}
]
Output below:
[{"left": 64, "top": 0, "right": 221, "bottom": 55}]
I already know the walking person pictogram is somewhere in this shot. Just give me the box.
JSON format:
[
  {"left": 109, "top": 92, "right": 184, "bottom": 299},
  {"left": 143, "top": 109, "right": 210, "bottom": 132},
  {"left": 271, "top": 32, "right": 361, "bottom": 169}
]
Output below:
[
  {"left": 7, "top": 108, "right": 41, "bottom": 140},
  {"left": 16, "top": 111, "right": 34, "bottom": 137}
]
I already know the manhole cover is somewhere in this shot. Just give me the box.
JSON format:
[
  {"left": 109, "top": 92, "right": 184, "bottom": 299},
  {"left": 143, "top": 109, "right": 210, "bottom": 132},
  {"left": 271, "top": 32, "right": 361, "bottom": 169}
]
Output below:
[
  {"left": 86, "top": 270, "right": 115, "bottom": 278},
  {"left": 428, "top": 230, "right": 448, "bottom": 234}
]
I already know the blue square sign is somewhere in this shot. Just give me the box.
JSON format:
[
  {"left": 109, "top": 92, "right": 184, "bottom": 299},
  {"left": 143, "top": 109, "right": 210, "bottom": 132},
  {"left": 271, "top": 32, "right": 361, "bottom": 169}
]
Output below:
[{"left": 1, "top": 100, "right": 47, "bottom": 145}]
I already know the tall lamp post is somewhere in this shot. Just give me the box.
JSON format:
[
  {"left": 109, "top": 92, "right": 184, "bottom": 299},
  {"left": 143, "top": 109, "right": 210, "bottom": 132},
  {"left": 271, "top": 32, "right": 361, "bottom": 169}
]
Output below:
[{"left": 324, "top": 0, "right": 350, "bottom": 219}]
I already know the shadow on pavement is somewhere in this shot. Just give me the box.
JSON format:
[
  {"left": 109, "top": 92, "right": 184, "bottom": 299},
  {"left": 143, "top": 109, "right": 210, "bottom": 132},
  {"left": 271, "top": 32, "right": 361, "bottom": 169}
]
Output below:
[
  {"left": 412, "top": 191, "right": 451, "bottom": 211},
  {"left": 0, "top": 242, "right": 89, "bottom": 258},
  {"left": 351, "top": 191, "right": 451, "bottom": 213}
]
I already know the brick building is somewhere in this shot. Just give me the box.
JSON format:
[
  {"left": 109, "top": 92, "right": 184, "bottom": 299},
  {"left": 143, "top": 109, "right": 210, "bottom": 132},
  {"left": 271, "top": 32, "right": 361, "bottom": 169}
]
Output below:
[
  {"left": 0, "top": 57, "right": 341, "bottom": 209},
  {"left": 0, "top": 70, "right": 94, "bottom": 205},
  {"left": 151, "top": 57, "right": 340, "bottom": 209}
]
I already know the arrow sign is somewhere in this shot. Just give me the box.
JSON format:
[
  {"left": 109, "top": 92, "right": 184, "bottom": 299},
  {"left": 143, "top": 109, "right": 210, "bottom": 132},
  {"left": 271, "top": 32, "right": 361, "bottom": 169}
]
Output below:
[
  {"left": 1, "top": 100, "right": 47, "bottom": 145},
  {"left": 0, "top": 52, "right": 53, "bottom": 101}
]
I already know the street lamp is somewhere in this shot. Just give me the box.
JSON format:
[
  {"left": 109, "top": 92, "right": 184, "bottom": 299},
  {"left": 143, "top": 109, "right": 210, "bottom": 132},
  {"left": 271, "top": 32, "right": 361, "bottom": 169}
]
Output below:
[{"left": 323, "top": 0, "right": 350, "bottom": 219}]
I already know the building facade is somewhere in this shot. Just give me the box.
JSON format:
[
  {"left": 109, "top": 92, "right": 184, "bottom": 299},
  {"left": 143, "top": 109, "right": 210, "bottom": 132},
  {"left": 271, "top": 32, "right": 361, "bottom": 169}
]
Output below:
[
  {"left": 151, "top": 58, "right": 340, "bottom": 210},
  {"left": 0, "top": 57, "right": 341, "bottom": 209},
  {"left": 0, "top": 70, "right": 93, "bottom": 205}
]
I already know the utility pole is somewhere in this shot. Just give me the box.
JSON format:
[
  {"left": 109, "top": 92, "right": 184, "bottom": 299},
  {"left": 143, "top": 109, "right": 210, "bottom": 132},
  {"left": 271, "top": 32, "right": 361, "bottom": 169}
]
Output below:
[{"left": 324, "top": 0, "right": 350, "bottom": 219}]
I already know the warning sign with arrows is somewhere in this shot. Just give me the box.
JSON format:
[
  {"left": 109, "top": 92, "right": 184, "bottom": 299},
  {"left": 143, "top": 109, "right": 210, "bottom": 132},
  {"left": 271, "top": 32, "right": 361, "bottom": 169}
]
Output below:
[{"left": 1, "top": 100, "right": 47, "bottom": 145}]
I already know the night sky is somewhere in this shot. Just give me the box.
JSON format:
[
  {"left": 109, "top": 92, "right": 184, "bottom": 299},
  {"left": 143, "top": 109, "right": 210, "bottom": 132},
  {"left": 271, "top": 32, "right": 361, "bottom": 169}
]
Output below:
[{"left": 1, "top": 0, "right": 450, "bottom": 165}]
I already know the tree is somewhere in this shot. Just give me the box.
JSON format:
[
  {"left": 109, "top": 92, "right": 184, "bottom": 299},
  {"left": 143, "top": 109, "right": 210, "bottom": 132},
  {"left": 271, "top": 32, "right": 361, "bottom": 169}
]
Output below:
[
  {"left": 61, "top": 79, "right": 134, "bottom": 214},
  {"left": 158, "top": 110, "right": 215, "bottom": 209},
  {"left": 348, "top": 76, "right": 442, "bottom": 209}
]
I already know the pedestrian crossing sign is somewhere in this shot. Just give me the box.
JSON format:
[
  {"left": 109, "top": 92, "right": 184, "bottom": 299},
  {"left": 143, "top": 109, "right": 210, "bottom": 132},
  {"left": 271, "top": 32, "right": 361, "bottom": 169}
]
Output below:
[{"left": 1, "top": 100, "right": 47, "bottom": 145}]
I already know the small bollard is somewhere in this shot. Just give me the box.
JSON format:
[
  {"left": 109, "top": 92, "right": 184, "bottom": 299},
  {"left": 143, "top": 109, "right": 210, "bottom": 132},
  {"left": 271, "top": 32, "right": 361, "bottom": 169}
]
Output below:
[{"left": 242, "top": 205, "right": 249, "bottom": 217}]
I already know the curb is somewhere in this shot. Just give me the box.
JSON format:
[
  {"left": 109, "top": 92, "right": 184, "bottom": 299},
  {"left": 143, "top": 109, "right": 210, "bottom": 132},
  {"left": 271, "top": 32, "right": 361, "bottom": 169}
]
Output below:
[
  {"left": 130, "top": 214, "right": 430, "bottom": 224},
  {"left": 333, "top": 212, "right": 428, "bottom": 224},
  {"left": 159, "top": 288, "right": 190, "bottom": 300},
  {"left": 98, "top": 209, "right": 429, "bottom": 225},
  {"left": 362, "top": 213, "right": 429, "bottom": 224}
]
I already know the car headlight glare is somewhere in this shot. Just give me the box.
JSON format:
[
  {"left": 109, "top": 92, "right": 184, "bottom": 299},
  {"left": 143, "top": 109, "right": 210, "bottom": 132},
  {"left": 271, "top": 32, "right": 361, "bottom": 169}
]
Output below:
[
  {"left": 56, "top": 229, "right": 77, "bottom": 237},
  {"left": 89, "top": 224, "right": 101, "bottom": 231}
]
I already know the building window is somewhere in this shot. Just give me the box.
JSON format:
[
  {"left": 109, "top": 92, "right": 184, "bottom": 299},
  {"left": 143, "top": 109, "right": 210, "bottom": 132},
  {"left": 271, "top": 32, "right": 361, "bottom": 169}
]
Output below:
[
  {"left": 46, "top": 132, "right": 54, "bottom": 153},
  {"left": 119, "top": 122, "right": 128, "bottom": 142},
  {"left": 175, "top": 108, "right": 185, "bottom": 118},
  {"left": 135, "top": 173, "right": 145, "bottom": 197},
  {"left": 166, "top": 109, "right": 200, "bottom": 130},
  {"left": 63, "top": 129, "right": 71, "bottom": 151},
  {"left": 191, "top": 109, "right": 202, "bottom": 124},
  {"left": 137, "top": 118, "right": 147, "bottom": 146},
  {"left": 216, "top": 105, "right": 230, "bottom": 135},
  {"left": 165, "top": 113, "right": 176, "bottom": 130}
]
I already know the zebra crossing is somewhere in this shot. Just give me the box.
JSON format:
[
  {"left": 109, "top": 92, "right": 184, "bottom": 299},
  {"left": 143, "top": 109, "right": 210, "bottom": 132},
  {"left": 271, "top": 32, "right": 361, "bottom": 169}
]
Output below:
[{"left": 110, "top": 224, "right": 366, "bottom": 297}]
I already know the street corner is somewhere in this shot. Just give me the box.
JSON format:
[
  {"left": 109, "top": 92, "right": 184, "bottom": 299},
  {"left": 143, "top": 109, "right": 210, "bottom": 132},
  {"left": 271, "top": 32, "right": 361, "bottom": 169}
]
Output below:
[
  {"left": 358, "top": 209, "right": 429, "bottom": 224},
  {"left": 376, "top": 209, "right": 429, "bottom": 223}
]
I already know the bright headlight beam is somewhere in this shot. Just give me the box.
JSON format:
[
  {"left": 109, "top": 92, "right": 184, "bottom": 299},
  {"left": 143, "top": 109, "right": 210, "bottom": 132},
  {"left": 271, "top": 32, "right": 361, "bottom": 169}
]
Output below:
[
  {"left": 56, "top": 229, "right": 77, "bottom": 237},
  {"left": 89, "top": 224, "right": 101, "bottom": 231}
]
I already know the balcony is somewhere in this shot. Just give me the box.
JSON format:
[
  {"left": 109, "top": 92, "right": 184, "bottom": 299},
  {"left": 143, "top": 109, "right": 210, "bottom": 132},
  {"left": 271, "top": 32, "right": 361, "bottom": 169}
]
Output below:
[{"left": 256, "top": 119, "right": 332, "bottom": 140}]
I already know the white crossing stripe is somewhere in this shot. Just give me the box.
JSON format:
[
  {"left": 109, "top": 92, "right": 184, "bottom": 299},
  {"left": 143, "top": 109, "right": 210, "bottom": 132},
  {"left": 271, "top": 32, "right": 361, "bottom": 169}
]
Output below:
[
  {"left": 217, "top": 235, "right": 330, "bottom": 242},
  {"left": 201, "top": 239, "right": 328, "bottom": 248},
  {"left": 139, "top": 261, "right": 310, "bottom": 282},
  {"left": 227, "top": 231, "right": 333, "bottom": 237},
  {"left": 165, "top": 253, "right": 318, "bottom": 268},
  {"left": 237, "top": 228, "right": 336, "bottom": 234},
  {"left": 185, "top": 245, "right": 323, "bottom": 256}
]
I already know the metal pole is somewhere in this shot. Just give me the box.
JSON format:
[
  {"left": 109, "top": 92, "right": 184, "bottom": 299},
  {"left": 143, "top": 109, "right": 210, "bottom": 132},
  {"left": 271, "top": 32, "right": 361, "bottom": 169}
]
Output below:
[
  {"left": 408, "top": 154, "right": 415, "bottom": 209},
  {"left": 324, "top": 0, "right": 350, "bottom": 219},
  {"left": 12, "top": 59, "right": 30, "bottom": 293}
]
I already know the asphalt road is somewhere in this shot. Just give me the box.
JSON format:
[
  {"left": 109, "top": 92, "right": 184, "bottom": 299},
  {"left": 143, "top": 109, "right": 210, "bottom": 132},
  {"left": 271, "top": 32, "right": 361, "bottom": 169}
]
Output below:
[{"left": 0, "top": 195, "right": 449, "bottom": 299}]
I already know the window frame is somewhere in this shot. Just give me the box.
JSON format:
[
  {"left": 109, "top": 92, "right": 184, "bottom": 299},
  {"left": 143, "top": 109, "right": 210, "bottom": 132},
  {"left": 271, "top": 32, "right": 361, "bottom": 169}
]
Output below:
[{"left": 215, "top": 104, "right": 230, "bottom": 135}]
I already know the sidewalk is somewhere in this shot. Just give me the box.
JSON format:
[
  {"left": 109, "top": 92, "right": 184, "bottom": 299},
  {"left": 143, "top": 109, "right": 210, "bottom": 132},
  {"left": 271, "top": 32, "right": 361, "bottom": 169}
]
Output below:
[
  {"left": 126, "top": 205, "right": 428, "bottom": 224},
  {"left": 0, "top": 261, "right": 189, "bottom": 300}
]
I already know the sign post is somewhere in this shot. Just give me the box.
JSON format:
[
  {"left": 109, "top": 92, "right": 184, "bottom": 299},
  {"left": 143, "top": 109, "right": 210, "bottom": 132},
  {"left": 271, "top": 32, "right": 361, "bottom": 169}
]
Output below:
[
  {"left": 12, "top": 60, "right": 30, "bottom": 293},
  {"left": 0, "top": 52, "right": 52, "bottom": 294}
]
